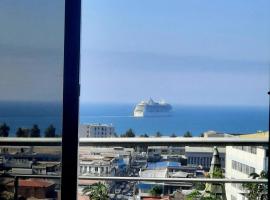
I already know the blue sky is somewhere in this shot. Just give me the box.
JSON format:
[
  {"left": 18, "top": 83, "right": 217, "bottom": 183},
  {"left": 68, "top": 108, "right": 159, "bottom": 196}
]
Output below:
[
  {"left": 81, "top": 0, "right": 269, "bottom": 106},
  {"left": 0, "top": 1, "right": 269, "bottom": 106}
]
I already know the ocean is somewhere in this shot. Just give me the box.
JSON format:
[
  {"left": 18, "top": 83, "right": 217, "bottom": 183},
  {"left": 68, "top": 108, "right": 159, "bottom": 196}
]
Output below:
[{"left": 0, "top": 102, "right": 268, "bottom": 137}]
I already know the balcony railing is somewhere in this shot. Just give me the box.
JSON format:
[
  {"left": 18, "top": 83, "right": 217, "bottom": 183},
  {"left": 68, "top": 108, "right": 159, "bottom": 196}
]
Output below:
[
  {"left": 0, "top": 137, "right": 268, "bottom": 147},
  {"left": 0, "top": 137, "right": 268, "bottom": 199}
]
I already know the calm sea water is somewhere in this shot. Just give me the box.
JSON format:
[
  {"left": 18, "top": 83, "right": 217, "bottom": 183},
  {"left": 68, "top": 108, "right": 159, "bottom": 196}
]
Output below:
[{"left": 0, "top": 102, "right": 268, "bottom": 136}]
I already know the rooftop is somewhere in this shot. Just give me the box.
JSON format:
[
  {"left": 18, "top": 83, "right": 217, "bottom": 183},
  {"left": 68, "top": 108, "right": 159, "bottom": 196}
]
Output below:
[
  {"left": 7, "top": 179, "right": 54, "bottom": 188},
  {"left": 239, "top": 131, "right": 269, "bottom": 139},
  {"left": 147, "top": 161, "right": 181, "bottom": 170},
  {"left": 185, "top": 146, "right": 226, "bottom": 153},
  {"left": 140, "top": 169, "right": 167, "bottom": 178}
]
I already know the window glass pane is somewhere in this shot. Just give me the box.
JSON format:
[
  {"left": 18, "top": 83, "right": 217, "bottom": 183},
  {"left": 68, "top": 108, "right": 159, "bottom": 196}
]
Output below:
[
  {"left": 0, "top": 0, "right": 64, "bottom": 199},
  {"left": 79, "top": 0, "right": 269, "bottom": 199}
]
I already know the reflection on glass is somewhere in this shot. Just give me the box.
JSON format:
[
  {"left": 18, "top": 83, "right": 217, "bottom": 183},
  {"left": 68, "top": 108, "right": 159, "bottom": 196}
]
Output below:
[{"left": 0, "top": 0, "right": 64, "bottom": 199}]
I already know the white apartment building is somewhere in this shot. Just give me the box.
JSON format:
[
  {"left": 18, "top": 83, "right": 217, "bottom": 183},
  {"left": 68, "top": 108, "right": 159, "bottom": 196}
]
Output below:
[
  {"left": 225, "top": 132, "right": 269, "bottom": 200},
  {"left": 185, "top": 146, "right": 226, "bottom": 169},
  {"left": 79, "top": 158, "right": 116, "bottom": 177},
  {"left": 79, "top": 123, "right": 115, "bottom": 137}
]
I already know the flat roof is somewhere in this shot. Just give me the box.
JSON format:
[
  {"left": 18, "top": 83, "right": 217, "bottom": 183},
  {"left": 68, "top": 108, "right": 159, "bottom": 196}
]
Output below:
[{"left": 185, "top": 146, "right": 226, "bottom": 153}]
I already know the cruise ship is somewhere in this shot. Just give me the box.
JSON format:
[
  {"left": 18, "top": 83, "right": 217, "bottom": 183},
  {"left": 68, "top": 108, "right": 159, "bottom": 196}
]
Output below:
[{"left": 133, "top": 98, "right": 172, "bottom": 117}]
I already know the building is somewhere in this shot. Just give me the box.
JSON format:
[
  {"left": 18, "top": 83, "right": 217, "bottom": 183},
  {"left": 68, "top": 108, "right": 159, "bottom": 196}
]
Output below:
[
  {"left": 225, "top": 131, "right": 269, "bottom": 200},
  {"left": 6, "top": 179, "right": 57, "bottom": 199},
  {"left": 79, "top": 146, "right": 133, "bottom": 168},
  {"left": 203, "top": 130, "right": 233, "bottom": 138},
  {"left": 79, "top": 123, "right": 115, "bottom": 137},
  {"left": 185, "top": 146, "right": 226, "bottom": 169},
  {"left": 79, "top": 154, "right": 121, "bottom": 177},
  {"left": 147, "top": 146, "right": 185, "bottom": 162},
  {"left": 79, "top": 146, "right": 134, "bottom": 178},
  {"left": 138, "top": 161, "right": 193, "bottom": 197}
]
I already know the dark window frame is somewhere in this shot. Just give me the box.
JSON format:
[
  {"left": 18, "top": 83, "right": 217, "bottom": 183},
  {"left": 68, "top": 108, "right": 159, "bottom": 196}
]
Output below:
[{"left": 61, "top": 0, "right": 81, "bottom": 199}]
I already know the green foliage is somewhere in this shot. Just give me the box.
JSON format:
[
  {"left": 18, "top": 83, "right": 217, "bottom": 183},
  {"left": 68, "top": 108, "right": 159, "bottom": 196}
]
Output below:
[
  {"left": 212, "top": 167, "right": 224, "bottom": 178},
  {"left": 121, "top": 128, "right": 135, "bottom": 137},
  {"left": 83, "top": 182, "right": 109, "bottom": 200},
  {"left": 194, "top": 182, "right": 206, "bottom": 190},
  {"left": 185, "top": 190, "right": 201, "bottom": 200},
  {"left": 184, "top": 131, "right": 192, "bottom": 137},
  {"left": 30, "top": 124, "right": 40, "bottom": 137},
  {"left": 242, "top": 171, "right": 268, "bottom": 200},
  {"left": 155, "top": 131, "right": 162, "bottom": 137},
  {"left": 0, "top": 123, "right": 10, "bottom": 137},
  {"left": 140, "top": 133, "right": 149, "bottom": 137},
  {"left": 185, "top": 190, "right": 221, "bottom": 200},
  {"left": 16, "top": 128, "right": 30, "bottom": 137},
  {"left": 170, "top": 133, "right": 177, "bottom": 137},
  {"left": 149, "top": 185, "right": 163, "bottom": 196},
  {"left": 45, "top": 124, "right": 56, "bottom": 137}
]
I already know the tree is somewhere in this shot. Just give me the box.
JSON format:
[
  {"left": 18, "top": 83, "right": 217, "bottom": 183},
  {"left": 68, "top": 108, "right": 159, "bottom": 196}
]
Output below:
[
  {"left": 185, "top": 190, "right": 219, "bottom": 200},
  {"left": 242, "top": 171, "right": 268, "bottom": 200},
  {"left": 121, "top": 128, "right": 135, "bottom": 137},
  {"left": 30, "top": 124, "right": 40, "bottom": 137},
  {"left": 155, "top": 131, "right": 162, "bottom": 137},
  {"left": 140, "top": 133, "right": 149, "bottom": 137},
  {"left": 45, "top": 124, "right": 56, "bottom": 137},
  {"left": 185, "top": 190, "right": 201, "bottom": 200},
  {"left": 184, "top": 131, "right": 192, "bottom": 137},
  {"left": 194, "top": 182, "right": 206, "bottom": 190},
  {"left": 0, "top": 123, "right": 10, "bottom": 137},
  {"left": 16, "top": 128, "right": 29, "bottom": 137},
  {"left": 170, "top": 133, "right": 177, "bottom": 137},
  {"left": 149, "top": 185, "right": 162, "bottom": 196},
  {"left": 82, "top": 182, "right": 109, "bottom": 200}
]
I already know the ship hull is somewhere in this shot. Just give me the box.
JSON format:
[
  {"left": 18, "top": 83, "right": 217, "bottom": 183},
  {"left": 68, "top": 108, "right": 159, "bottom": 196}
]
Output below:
[
  {"left": 133, "top": 99, "right": 172, "bottom": 117},
  {"left": 134, "top": 110, "right": 172, "bottom": 117}
]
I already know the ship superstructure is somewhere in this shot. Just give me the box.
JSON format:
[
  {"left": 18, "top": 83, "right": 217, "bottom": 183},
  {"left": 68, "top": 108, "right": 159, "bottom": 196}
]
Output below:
[{"left": 133, "top": 98, "right": 172, "bottom": 117}]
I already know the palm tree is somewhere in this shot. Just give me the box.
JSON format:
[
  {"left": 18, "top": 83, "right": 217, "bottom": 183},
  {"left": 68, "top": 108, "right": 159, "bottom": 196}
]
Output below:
[
  {"left": 242, "top": 170, "right": 268, "bottom": 200},
  {"left": 121, "top": 128, "right": 135, "bottom": 137},
  {"left": 0, "top": 123, "right": 10, "bottom": 137},
  {"left": 155, "top": 131, "right": 162, "bottom": 137},
  {"left": 45, "top": 124, "right": 56, "bottom": 137},
  {"left": 16, "top": 128, "right": 29, "bottom": 137},
  {"left": 30, "top": 124, "right": 40, "bottom": 137},
  {"left": 82, "top": 182, "right": 109, "bottom": 200},
  {"left": 184, "top": 131, "right": 192, "bottom": 137},
  {"left": 170, "top": 133, "right": 177, "bottom": 137}
]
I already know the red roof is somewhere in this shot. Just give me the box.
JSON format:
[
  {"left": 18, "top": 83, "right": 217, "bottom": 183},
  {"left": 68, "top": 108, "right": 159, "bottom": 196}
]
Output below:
[{"left": 8, "top": 179, "right": 54, "bottom": 188}]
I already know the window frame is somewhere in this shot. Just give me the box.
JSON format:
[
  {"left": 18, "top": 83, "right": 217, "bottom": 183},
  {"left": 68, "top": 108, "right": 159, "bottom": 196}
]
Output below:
[{"left": 61, "top": 0, "right": 81, "bottom": 199}]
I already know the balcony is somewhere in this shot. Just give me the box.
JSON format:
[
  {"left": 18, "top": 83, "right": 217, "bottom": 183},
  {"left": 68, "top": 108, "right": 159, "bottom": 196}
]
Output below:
[{"left": 0, "top": 137, "right": 268, "bottom": 200}]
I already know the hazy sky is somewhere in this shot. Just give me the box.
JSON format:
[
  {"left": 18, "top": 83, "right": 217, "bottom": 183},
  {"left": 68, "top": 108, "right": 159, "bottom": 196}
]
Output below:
[
  {"left": 0, "top": 1, "right": 269, "bottom": 106},
  {"left": 0, "top": 0, "right": 64, "bottom": 102},
  {"left": 81, "top": 0, "right": 269, "bottom": 106}
]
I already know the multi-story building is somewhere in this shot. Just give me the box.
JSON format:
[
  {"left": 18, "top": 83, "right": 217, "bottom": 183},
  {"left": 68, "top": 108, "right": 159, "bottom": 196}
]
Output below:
[
  {"left": 79, "top": 123, "right": 115, "bottom": 137},
  {"left": 147, "top": 146, "right": 185, "bottom": 162},
  {"left": 185, "top": 146, "right": 226, "bottom": 169},
  {"left": 79, "top": 147, "right": 129, "bottom": 176},
  {"left": 79, "top": 157, "right": 117, "bottom": 177},
  {"left": 225, "top": 131, "right": 269, "bottom": 200}
]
